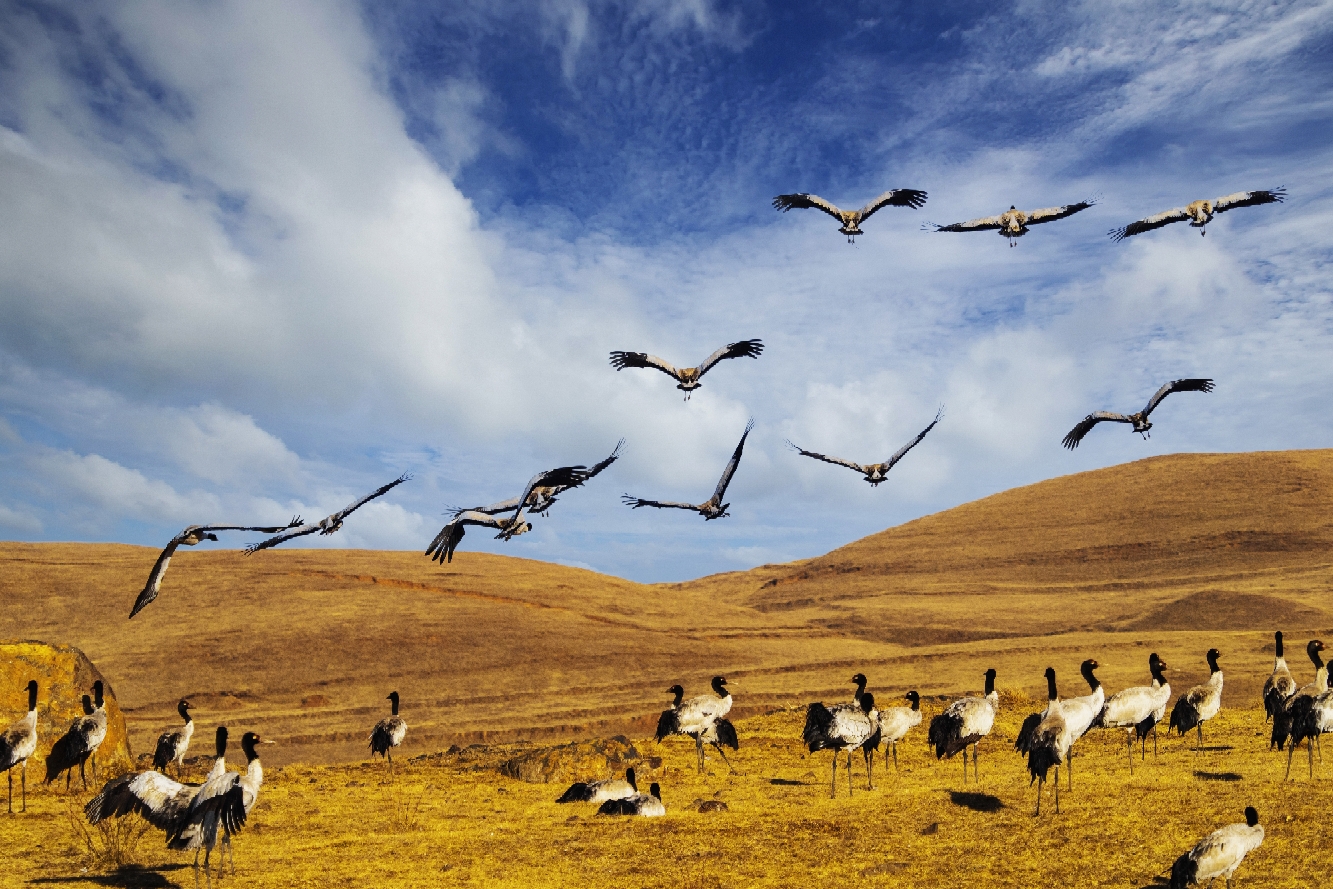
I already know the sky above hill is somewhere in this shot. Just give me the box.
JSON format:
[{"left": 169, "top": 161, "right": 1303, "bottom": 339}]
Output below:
[{"left": 2, "top": 0, "right": 1331, "bottom": 581}]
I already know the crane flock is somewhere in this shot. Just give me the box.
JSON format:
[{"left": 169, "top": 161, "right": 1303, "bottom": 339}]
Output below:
[{"left": 0, "top": 180, "right": 1299, "bottom": 882}]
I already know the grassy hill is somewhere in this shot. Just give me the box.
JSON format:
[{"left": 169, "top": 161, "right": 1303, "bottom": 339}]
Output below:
[{"left": 2, "top": 449, "right": 1331, "bottom": 766}]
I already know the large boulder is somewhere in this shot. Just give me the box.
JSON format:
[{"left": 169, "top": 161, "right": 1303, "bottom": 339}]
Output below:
[{"left": 0, "top": 640, "right": 133, "bottom": 775}]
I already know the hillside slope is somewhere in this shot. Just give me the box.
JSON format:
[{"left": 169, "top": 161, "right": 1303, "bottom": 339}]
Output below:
[{"left": 2, "top": 449, "right": 1331, "bottom": 765}]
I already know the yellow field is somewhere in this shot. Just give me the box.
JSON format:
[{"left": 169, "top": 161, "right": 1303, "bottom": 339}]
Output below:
[
  {"left": 1, "top": 449, "right": 1332, "bottom": 885},
  {"left": 0, "top": 702, "right": 1327, "bottom": 887}
]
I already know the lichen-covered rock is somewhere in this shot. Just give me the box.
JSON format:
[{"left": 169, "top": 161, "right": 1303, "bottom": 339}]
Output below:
[
  {"left": 498, "top": 735, "right": 658, "bottom": 784},
  {"left": 0, "top": 640, "right": 133, "bottom": 773}
]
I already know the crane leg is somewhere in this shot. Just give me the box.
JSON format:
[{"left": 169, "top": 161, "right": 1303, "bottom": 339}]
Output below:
[
  {"left": 1197, "top": 723, "right": 1204, "bottom": 751},
  {"left": 79, "top": 759, "right": 87, "bottom": 791},
  {"left": 1054, "top": 767, "right": 1061, "bottom": 814},
  {"left": 847, "top": 751, "right": 854, "bottom": 797},
  {"left": 695, "top": 737, "right": 705, "bottom": 773},
  {"left": 21, "top": 761, "right": 25, "bottom": 813},
  {"left": 1126, "top": 732, "right": 1134, "bottom": 775},
  {"left": 7, "top": 768, "right": 11, "bottom": 813},
  {"left": 1033, "top": 776, "right": 1042, "bottom": 816},
  {"left": 891, "top": 742, "right": 898, "bottom": 771},
  {"left": 961, "top": 748, "right": 968, "bottom": 784},
  {"left": 865, "top": 748, "right": 874, "bottom": 790},
  {"left": 1285, "top": 742, "right": 1296, "bottom": 781},
  {"left": 65, "top": 768, "right": 71, "bottom": 793},
  {"left": 973, "top": 743, "right": 980, "bottom": 783},
  {"left": 1067, "top": 751, "right": 1073, "bottom": 790},
  {"left": 829, "top": 754, "right": 838, "bottom": 799},
  {"left": 1310, "top": 737, "right": 1315, "bottom": 779},
  {"left": 1153, "top": 726, "right": 1159, "bottom": 757},
  {"left": 711, "top": 743, "right": 739, "bottom": 775}
]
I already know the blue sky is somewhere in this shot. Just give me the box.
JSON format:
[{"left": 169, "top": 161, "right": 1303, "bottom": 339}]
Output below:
[{"left": 1, "top": 0, "right": 1331, "bottom": 581}]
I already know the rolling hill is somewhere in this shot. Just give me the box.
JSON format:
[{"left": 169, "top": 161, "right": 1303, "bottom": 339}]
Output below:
[{"left": 2, "top": 449, "right": 1331, "bottom": 766}]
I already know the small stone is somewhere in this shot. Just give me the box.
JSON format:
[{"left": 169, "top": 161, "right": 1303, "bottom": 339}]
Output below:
[
  {"left": 921, "top": 822, "right": 940, "bottom": 835},
  {"left": 698, "top": 800, "right": 729, "bottom": 814}
]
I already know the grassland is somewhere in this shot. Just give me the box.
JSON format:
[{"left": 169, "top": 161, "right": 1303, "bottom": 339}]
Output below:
[
  {"left": 0, "top": 701, "right": 1327, "bottom": 888},
  {"left": 1, "top": 449, "right": 1332, "bottom": 885}
]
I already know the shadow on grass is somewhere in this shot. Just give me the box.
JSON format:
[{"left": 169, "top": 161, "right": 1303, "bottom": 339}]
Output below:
[
  {"left": 768, "top": 778, "right": 810, "bottom": 786},
  {"left": 949, "top": 791, "right": 1004, "bottom": 812},
  {"left": 29, "top": 864, "right": 190, "bottom": 888},
  {"left": 1193, "top": 770, "right": 1243, "bottom": 781}
]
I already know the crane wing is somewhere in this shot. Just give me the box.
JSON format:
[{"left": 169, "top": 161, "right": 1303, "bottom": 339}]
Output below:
[
  {"left": 324, "top": 473, "right": 411, "bottom": 529},
  {"left": 924, "top": 214, "right": 1004, "bottom": 233},
  {"left": 712, "top": 419, "right": 755, "bottom": 503},
  {"left": 1212, "top": 187, "right": 1285, "bottom": 214},
  {"left": 621, "top": 495, "right": 699, "bottom": 512},
  {"left": 785, "top": 440, "right": 868, "bottom": 475},
  {"left": 1141, "top": 378, "right": 1213, "bottom": 417},
  {"left": 884, "top": 406, "right": 944, "bottom": 469},
  {"left": 772, "top": 193, "right": 847, "bottom": 222},
  {"left": 857, "top": 188, "right": 928, "bottom": 219},
  {"left": 609, "top": 351, "right": 682, "bottom": 381},
  {"left": 1025, "top": 198, "right": 1096, "bottom": 225},
  {"left": 85, "top": 771, "right": 197, "bottom": 831},
  {"left": 697, "top": 340, "right": 764, "bottom": 377},
  {"left": 1109, "top": 206, "right": 1189, "bottom": 241},
  {"left": 510, "top": 465, "right": 590, "bottom": 520},
  {"left": 245, "top": 523, "right": 319, "bottom": 553},
  {"left": 1062, "top": 411, "right": 1132, "bottom": 449}
]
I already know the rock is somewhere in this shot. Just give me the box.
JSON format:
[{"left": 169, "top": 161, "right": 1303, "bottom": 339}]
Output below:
[
  {"left": 697, "top": 799, "right": 728, "bottom": 814},
  {"left": 0, "top": 640, "right": 133, "bottom": 772},
  {"left": 498, "top": 736, "right": 642, "bottom": 784}
]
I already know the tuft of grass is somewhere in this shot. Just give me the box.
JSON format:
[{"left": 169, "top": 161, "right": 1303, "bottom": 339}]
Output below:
[
  {"left": 387, "top": 782, "right": 431, "bottom": 833},
  {"left": 62, "top": 793, "right": 152, "bottom": 870}
]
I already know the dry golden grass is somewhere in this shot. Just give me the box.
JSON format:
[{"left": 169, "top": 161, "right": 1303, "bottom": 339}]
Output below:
[
  {"left": 1, "top": 449, "right": 1332, "bottom": 884},
  {"left": 0, "top": 702, "right": 1328, "bottom": 887}
]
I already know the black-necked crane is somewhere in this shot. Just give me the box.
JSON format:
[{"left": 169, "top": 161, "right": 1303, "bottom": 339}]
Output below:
[
  {"left": 623, "top": 420, "right": 753, "bottom": 520},
  {"left": 803, "top": 691, "right": 881, "bottom": 797},
  {"left": 153, "top": 700, "right": 194, "bottom": 779},
  {"left": 1062, "top": 378, "right": 1214, "bottom": 449},
  {"left": 1286, "top": 682, "right": 1333, "bottom": 779},
  {"left": 130, "top": 518, "right": 301, "bottom": 617},
  {"left": 786, "top": 407, "right": 942, "bottom": 487},
  {"left": 86, "top": 726, "right": 230, "bottom": 863},
  {"left": 45, "top": 693, "right": 97, "bottom": 790},
  {"left": 170, "top": 730, "right": 272, "bottom": 873},
  {"left": 610, "top": 341, "right": 763, "bottom": 399},
  {"left": 1111, "top": 188, "right": 1284, "bottom": 241},
  {"left": 0, "top": 682, "right": 38, "bottom": 815},
  {"left": 877, "top": 691, "right": 922, "bottom": 771},
  {"left": 370, "top": 691, "right": 407, "bottom": 768},
  {"left": 449, "top": 441, "right": 624, "bottom": 519},
  {"left": 654, "top": 677, "right": 738, "bottom": 774},
  {"left": 924, "top": 197, "right": 1096, "bottom": 246},
  {"left": 1015, "top": 667, "right": 1059, "bottom": 758},
  {"left": 772, "top": 189, "right": 927, "bottom": 242},
  {"left": 1170, "top": 648, "right": 1223, "bottom": 750},
  {"left": 597, "top": 782, "right": 665, "bottom": 816},
  {"left": 245, "top": 475, "right": 411, "bottom": 553},
  {"left": 1026, "top": 666, "right": 1071, "bottom": 815},
  {"left": 1168, "top": 806, "right": 1263, "bottom": 889},
  {"left": 1263, "top": 631, "right": 1296, "bottom": 723},
  {"left": 1093, "top": 653, "right": 1170, "bottom": 772},
  {"left": 1053, "top": 659, "right": 1103, "bottom": 789},
  {"left": 927, "top": 668, "right": 998, "bottom": 783},
  {"left": 1272, "top": 640, "right": 1325, "bottom": 752},
  {"left": 425, "top": 511, "right": 531, "bottom": 564},
  {"left": 557, "top": 767, "right": 638, "bottom": 803}
]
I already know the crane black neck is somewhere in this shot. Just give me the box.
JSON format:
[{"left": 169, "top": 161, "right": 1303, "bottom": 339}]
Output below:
[
  {"left": 983, "top": 669, "right": 996, "bottom": 697},
  {"left": 1080, "top": 661, "right": 1100, "bottom": 691},
  {"left": 1275, "top": 631, "right": 1285, "bottom": 659},
  {"left": 906, "top": 691, "right": 920, "bottom": 711},
  {"left": 26, "top": 680, "right": 37, "bottom": 711},
  {"left": 711, "top": 676, "right": 728, "bottom": 697},
  {"left": 92, "top": 680, "right": 104, "bottom": 709},
  {"left": 1044, "top": 669, "right": 1058, "bottom": 702},
  {"left": 1307, "top": 641, "right": 1324, "bottom": 670},
  {"left": 625, "top": 767, "right": 637, "bottom": 791},
  {"left": 670, "top": 686, "right": 684, "bottom": 707},
  {"left": 852, "top": 674, "right": 868, "bottom": 699},
  {"left": 81, "top": 695, "right": 93, "bottom": 716},
  {"left": 215, "top": 726, "right": 228, "bottom": 758},
  {"left": 1206, "top": 650, "right": 1221, "bottom": 674},
  {"left": 1244, "top": 807, "right": 1259, "bottom": 827},
  {"left": 178, "top": 700, "right": 192, "bottom": 722},
  {"left": 1150, "top": 660, "right": 1168, "bottom": 685},
  {"left": 241, "top": 733, "right": 260, "bottom": 763},
  {"left": 648, "top": 783, "right": 661, "bottom": 801},
  {"left": 389, "top": 691, "right": 400, "bottom": 716}
]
